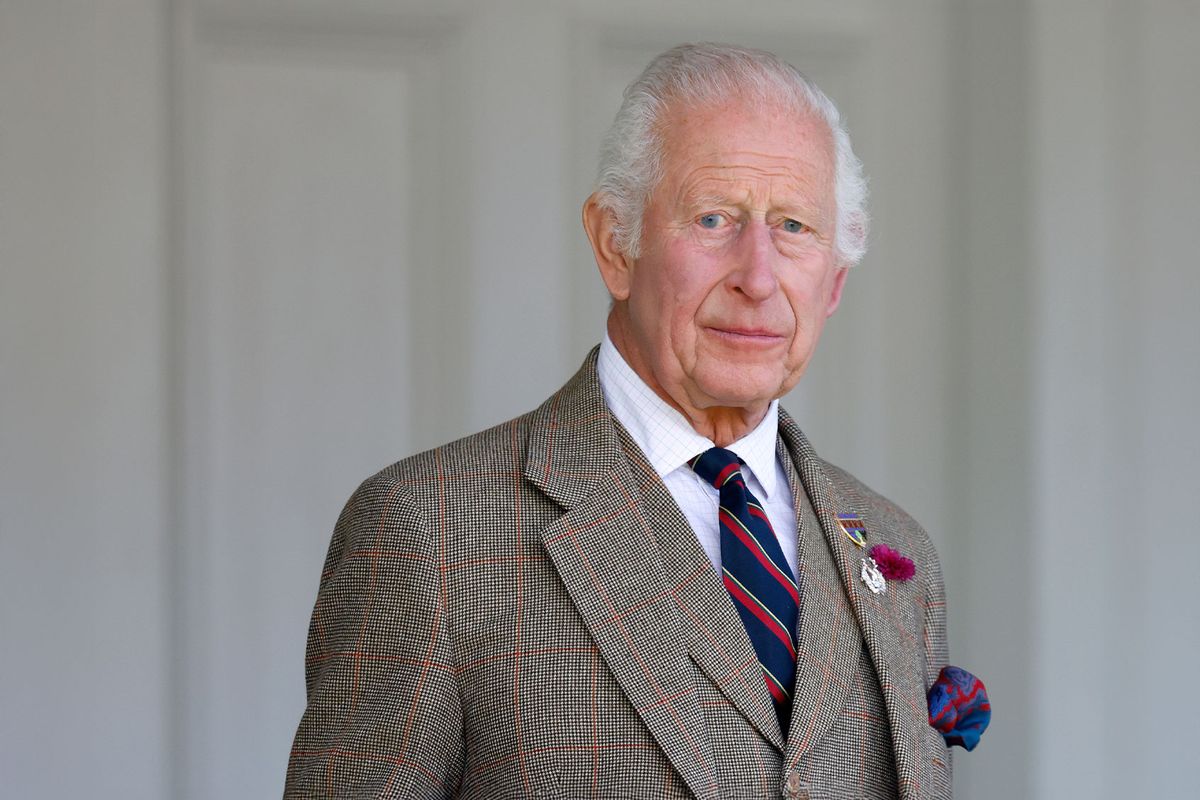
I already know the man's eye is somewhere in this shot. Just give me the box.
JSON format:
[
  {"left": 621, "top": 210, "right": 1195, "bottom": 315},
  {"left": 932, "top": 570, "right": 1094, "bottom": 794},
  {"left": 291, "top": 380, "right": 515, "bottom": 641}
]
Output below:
[
  {"left": 698, "top": 213, "right": 723, "bottom": 229},
  {"left": 782, "top": 219, "right": 806, "bottom": 233}
]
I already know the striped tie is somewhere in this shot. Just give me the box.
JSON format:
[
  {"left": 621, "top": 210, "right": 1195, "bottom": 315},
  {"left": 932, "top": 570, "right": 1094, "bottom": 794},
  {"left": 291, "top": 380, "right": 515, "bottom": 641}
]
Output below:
[{"left": 690, "top": 447, "right": 799, "bottom": 736}]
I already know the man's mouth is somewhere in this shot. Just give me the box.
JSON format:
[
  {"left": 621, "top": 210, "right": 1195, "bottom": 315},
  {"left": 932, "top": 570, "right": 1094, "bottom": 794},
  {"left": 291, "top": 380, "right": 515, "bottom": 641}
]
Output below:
[{"left": 705, "top": 326, "right": 786, "bottom": 343}]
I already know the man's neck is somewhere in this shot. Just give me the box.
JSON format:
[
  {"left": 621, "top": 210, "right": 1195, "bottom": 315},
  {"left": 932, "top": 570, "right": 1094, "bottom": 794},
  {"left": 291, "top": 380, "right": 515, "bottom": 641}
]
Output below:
[
  {"left": 605, "top": 321, "right": 770, "bottom": 446},
  {"left": 680, "top": 405, "right": 769, "bottom": 448}
]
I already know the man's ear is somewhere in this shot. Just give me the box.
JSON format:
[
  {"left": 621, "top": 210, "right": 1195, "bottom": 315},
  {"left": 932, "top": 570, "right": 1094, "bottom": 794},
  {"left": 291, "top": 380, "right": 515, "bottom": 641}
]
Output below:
[
  {"left": 825, "top": 266, "right": 850, "bottom": 317},
  {"left": 582, "top": 193, "right": 632, "bottom": 302}
]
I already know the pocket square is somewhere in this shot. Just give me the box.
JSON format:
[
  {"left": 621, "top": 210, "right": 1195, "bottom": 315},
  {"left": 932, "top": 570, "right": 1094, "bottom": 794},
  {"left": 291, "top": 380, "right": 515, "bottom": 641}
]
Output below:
[{"left": 928, "top": 665, "right": 990, "bottom": 751}]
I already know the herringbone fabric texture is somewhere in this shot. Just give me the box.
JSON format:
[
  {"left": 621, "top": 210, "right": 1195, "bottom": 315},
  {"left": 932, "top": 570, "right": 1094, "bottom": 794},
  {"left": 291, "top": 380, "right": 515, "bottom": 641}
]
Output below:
[
  {"left": 284, "top": 348, "right": 953, "bottom": 799},
  {"left": 690, "top": 447, "right": 799, "bottom": 736}
]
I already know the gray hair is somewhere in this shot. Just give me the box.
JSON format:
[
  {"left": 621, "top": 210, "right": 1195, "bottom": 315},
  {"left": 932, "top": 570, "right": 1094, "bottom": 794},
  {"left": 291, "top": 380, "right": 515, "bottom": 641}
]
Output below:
[{"left": 594, "top": 42, "right": 869, "bottom": 266}]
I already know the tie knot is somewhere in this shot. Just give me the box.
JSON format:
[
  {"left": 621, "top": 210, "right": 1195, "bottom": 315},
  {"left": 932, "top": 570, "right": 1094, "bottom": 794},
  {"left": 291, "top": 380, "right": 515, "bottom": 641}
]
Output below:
[{"left": 689, "top": 447, "right": 743, "bottom": 489}]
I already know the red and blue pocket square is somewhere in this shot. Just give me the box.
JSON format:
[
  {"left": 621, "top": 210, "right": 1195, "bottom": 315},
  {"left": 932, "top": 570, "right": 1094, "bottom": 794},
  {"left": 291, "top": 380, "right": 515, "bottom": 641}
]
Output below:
[{"left": 927, "top": 665, "right": 990, "bottom": 751}]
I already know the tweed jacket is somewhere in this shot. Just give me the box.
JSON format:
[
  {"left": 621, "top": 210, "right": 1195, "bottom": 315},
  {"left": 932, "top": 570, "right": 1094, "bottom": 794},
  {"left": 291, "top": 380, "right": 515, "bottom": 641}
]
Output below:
[{"left": 285, "top": 350, "right": 953, "bottom": 799}]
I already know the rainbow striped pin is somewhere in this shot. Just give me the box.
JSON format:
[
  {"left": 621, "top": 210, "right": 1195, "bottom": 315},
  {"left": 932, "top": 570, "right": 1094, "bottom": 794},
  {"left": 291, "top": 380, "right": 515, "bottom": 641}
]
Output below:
[{"left": 837, "top": 514, "right": 868, "bottom": 548}]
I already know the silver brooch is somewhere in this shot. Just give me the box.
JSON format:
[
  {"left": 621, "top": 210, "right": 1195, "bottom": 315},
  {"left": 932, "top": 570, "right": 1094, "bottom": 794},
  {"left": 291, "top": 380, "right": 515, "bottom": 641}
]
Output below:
[{"left": 861, "top": 557, "right": 887, "bottom": 595}]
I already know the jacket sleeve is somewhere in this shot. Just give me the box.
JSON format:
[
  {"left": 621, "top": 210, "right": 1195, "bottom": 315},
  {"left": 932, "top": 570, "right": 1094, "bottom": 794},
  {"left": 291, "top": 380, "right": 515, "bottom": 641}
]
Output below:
[
  {"left": 921, "top": 533, "right": 950, "bottom": 689},
  {"left": 284, "top": 473, "right": 465, "bottom": 798},
  {"left": 921, "top": 531, "right": 954, "bottom": 794}
]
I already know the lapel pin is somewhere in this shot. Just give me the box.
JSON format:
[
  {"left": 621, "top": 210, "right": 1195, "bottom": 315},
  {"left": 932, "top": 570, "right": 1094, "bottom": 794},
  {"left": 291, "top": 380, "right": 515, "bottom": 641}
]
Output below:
[
  {"left": 837, "top": 514, "right": 868, "bottom": 548},
  {"left": 860, "top": 556, "right": 887, "bottom": 594}
]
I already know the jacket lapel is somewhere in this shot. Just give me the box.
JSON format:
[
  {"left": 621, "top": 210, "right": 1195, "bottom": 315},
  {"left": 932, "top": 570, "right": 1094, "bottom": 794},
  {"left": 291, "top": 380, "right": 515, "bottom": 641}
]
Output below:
[
  {"left": 525, "top": 352, "right": 720, "bottom": 800},
  {"left": 775, "top": 440, "right": 862, "bottom": 764},
  {"left": 778, "top": 411, "right": 931, "bottom": 799},
  {"left": 614, "top": 424, "right": 785, "bottom": 750}
]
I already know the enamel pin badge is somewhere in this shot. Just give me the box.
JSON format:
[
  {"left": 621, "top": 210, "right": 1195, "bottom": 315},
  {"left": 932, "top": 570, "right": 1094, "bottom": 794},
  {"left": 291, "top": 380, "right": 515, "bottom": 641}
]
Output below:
[
  {"left": 837, "top": 514, "right": 868, "bottom": 548},
  {"left": 839, "top": 513, "right": 887, "bottom": 594}
]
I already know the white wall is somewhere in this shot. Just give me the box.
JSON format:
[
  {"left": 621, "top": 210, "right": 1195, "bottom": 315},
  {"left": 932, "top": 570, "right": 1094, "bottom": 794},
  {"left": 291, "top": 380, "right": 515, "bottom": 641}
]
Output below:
[
  {"left": 1030, "top": 1, "right": 1200, "bottom": 797},
  {"left": 0, "top": 2, "right": 171, "bottom": 797},
  {"left": 945, "top": 2, "right": 1036, "bottom": 795},
  {"left": 2, "top": 1, "right": 1198, "bottom": 798}
]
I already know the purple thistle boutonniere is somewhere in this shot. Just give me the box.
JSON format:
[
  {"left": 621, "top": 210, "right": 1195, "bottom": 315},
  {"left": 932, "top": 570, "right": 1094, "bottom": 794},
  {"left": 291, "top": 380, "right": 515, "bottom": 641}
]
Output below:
[{"left": 868, "top": 544, "right": 915, "bottom": 582}]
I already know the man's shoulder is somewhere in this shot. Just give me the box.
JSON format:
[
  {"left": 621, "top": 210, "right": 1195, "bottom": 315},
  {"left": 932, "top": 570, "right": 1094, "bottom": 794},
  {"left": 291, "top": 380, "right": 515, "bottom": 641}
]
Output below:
[
  {"left": 818, "top": 458, "right": 942, "bottom": 570},
  {"left": 348, "top": 347, "right": 608, "bottom": 506},
  {"left": 778, "top": 407, "right": 930, "bottom": 542},
  {"left": 370, "top": 406, "right": 543, "bottom": 488},
  {"left": 821, "top": 461, "right": 922, "bottom": 530}
]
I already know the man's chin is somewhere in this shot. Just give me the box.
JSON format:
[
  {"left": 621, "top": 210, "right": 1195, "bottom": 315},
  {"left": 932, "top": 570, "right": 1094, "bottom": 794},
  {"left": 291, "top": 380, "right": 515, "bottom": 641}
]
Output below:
[{"left": 693, "top": 374, "right": 788, "bottom": 414}]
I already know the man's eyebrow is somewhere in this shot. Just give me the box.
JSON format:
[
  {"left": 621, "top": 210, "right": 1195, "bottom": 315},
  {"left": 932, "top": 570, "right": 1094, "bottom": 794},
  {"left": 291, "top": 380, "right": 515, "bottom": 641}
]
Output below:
[
  {"left": 773, "top": 201, "right": 827, "bottom": 220},
  {"left": 681, "top": 192, "right": 739, "bottom": 209}
]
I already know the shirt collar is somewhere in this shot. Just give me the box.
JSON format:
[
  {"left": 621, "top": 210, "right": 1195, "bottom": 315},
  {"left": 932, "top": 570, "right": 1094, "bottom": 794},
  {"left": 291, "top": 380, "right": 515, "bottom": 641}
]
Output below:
[{"left": 596, "top": 333, "right": 781, "bottom": 498}]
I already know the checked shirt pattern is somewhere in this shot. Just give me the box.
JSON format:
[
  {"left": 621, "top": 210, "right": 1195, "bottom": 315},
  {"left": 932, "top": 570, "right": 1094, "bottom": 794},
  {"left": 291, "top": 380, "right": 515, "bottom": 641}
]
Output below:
[{"left": 690, "top": 446, "right": 799, "bottom": 737}]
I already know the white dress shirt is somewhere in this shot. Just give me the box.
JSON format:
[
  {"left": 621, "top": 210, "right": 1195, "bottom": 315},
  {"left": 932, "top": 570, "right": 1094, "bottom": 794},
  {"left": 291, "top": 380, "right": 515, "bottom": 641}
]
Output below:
[{"left": 596, "top": 334, "right": 799, "bottom": 577}]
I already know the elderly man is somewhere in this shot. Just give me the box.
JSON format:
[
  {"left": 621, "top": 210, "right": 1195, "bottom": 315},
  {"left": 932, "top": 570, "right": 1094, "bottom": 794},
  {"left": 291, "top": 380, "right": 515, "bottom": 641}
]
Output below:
[{"left": 286, "top": 43, "right": 958, "bottom": 799}]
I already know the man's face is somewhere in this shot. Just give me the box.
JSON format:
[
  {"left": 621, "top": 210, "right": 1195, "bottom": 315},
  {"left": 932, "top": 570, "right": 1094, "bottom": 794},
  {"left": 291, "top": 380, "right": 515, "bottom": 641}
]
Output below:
[{"left": 604, "top": 99, "right": 848, "bottom": 420}]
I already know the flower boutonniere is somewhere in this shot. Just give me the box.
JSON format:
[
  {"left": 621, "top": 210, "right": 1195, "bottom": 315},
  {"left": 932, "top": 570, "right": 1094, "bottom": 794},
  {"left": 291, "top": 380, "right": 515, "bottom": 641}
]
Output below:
[{"left": 867, "top": 543, "right": 915, "bottom": 582}]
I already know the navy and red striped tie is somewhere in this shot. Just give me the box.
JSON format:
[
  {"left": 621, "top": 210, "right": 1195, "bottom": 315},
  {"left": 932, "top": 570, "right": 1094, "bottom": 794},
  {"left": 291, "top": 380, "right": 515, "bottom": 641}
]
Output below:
[{"left": 690, "top": 447, "right": 799, "bottom": 736}]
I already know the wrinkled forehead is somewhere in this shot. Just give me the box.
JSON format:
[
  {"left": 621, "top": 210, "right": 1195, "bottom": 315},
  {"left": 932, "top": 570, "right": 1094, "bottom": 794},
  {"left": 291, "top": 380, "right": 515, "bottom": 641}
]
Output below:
[{"left": 655, "top": 99, "right": 836, "bottom": 203}]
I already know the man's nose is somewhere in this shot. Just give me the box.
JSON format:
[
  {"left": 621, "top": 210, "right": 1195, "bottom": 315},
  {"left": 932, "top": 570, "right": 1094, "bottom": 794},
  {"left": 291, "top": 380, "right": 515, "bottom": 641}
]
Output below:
[{"left": 729, "top": 220, "right": 779, "bottom": 301}]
